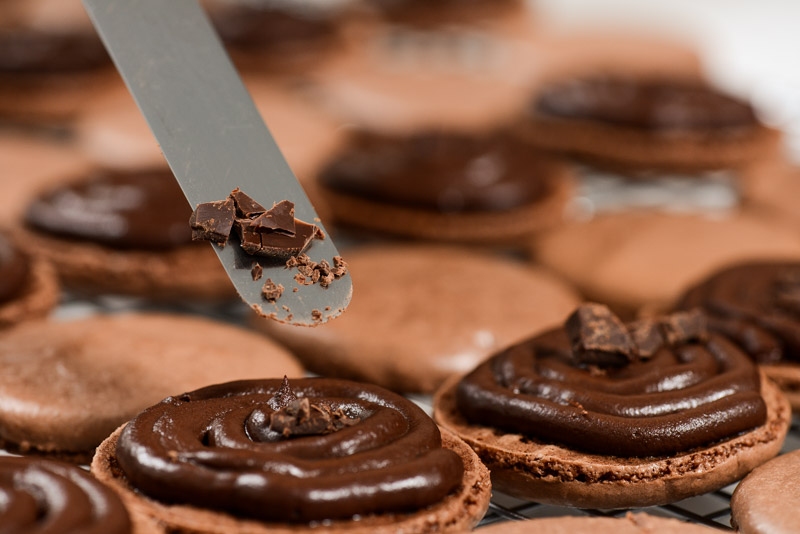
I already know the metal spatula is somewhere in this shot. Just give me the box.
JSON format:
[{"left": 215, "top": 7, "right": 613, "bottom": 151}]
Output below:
[{"left": 82, "top": 0, "right": 352, "bottom": 326}]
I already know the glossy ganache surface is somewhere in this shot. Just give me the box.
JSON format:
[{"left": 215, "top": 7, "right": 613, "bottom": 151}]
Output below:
[
  {"left": 456, "top": 304, "right": 766, "bottom": 457},
  {"left": 319, "top": 130, "right": 559, "bottom": 213},
  {"left": 25, "top": 169, "right": 194, "bottom": 250},
  {"left": 116, "top": 377, "right": 464, "bottom": 522},
  {"left": 534, "top": 76, "right": 758, "bottom": 132},
  {"left": 677, "top": 261, "right": 800, "bottom": 364},
  {"left": 0, "top": 456, "right": 131, "bottom": 533},
  {"left": 0, "top": 234, "right": 29, "bottom": 303}
]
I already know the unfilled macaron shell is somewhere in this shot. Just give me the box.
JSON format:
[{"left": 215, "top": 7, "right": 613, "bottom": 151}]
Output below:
[{"left": 731, "top": 450, "right": 800, "bottom": 534}]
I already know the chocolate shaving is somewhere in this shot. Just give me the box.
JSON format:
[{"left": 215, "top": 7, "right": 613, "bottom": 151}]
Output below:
[
  {"left": 250, "top": 200, "right": 296, "bottom": 236},
  {"left": 267, "top": 376, "right": 298, "bottom": 411},
  {"left": 565, "top": 303, "right": 636, "bottom": 367},
  {"left": 269, "top": 397, "right": 359, "bottom": 438},
  {"left": 261, "top": 278, "right": 284, "bottom": 302},
  {"left": 659, "top": 308, "right": 708, "bottom": 346},
  {"left": 251, "top": 263, "right": 263, "bottom": 281},
  {"left": 189, "top": 198, "right": 236, "bottom": 245}
]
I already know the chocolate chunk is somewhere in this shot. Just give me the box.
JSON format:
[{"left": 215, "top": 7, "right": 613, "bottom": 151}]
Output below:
[
  {"left": 250, "top": 200, "right": 296, "bottom": 236},
  {"left": 237, "top": 218, "right": 318, "bottom": 259},
  {"left": 660, "top": 309, "right": 708, "bottom": 346},
  {"left": 269, "top": 398, "right": 359, "bottom": 438},
  {"left": 288, "top": 253, "right": 348, "bottom": 288},
  {"left": 261, "top": 278, "right": 284, "bottom": 302},
  {"left": 251, "top": 263, "right": 263, "bottom": 281},
  {"left": 267, "top": 376, "right": 297, "bottom": 411},
  {"left": 189, "top": 198, "right": 236, "bottom": 245},
  {"left": 627, "top": 319, "right": 664, "bottom": 358},
  {"left": 565, "top": 303, "right": 636, "bottom": 367},
  {"left": 229, "top": 188, "right": 266, "bottom": 218}
]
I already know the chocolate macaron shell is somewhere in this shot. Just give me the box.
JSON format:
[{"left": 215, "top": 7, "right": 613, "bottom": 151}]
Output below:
[
  {"left": 255, "top": 245, "right": 581, "bottom": 393},
  {"left": 91, "top": 394, "right": 491, "bottom": 533},
  {"left": 435, "top": 370, "right": 789, "bottom": 509},
  {"left": 730, "top": 450, "right": 800, "bottom": 534},
  {"left": 0, "top": 241, "right": 59, "bottom": 329},
  {"left": 475, "top": 513, "right": 720, "bottom": 534},
  {"left": 534, "top": 211, "right": 800, "bottom": 317},
  {"left": 0, "top": 314, "right": 303, "bottom": 461}
]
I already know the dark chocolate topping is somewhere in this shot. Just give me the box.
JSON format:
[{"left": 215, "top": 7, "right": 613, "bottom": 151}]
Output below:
[
  {"left": 116, "top": 378, "right": 464, "bottom": 522},
  {"left": 676, "top": 261, "right": 800, "bottom": 364},
  {"left": 534, "top": 76, "right": 758, "bottom": 131},
  {"left": 189, "top": 197, "right": 236, "bottom": 245},
  {"left": 25, "top": 169, "right": 194, "bottom": 250},
  {"left": 0, "top": 234, "right": 29, "bottom": 304},
  {"left": 209, "top": 1, "right": 338, "bottom": 52},
  {"left": 0, "top": 29, "right": 108, "bottom": 73},
  {"left": 0, "top": 456, "right": 131, "bottom": 533},
  {"left": 456, "top": 304, "right": 766, "bottom": 457},
  {"left": 319, "top": 130, "right": 559, "bottom": 213}
]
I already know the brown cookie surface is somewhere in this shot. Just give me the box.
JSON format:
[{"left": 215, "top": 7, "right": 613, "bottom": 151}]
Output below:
[
  {"left": 731, "top": 449, "right": 800, "bottom": 534},
  {"left": 476, "top": 513, "right": 720, "bottom": 533},
  {"left": 256, "top": 245, "right": 580, "bottom": 393},
  {"left": 0, "top": 313, "right": 303, "bottom": 460}
]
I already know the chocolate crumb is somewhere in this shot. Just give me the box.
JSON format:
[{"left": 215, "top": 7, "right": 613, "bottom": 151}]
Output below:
[
  {"left": 261, "top": 278, "right": 284, "bottom": 302},
  {"left": 566, "top": 303, "right": 636, "bottom": 367},
  {"left": 285, "top": 256, "right": 299, "bottom": 269},
  {"left": 325, "top": 306, "right": 331, "bottom": 311},
  {"left": 292, "top": 287, "right": 298, "bottom": 293},
  {"left": 251, "top": 263, "right": 263, "bottom": 281},
  {"left": 281, "top": 305, "right": 290, "bottom": 312},
  {"left": 311, "top": 309, "right": 323, "bottom": 322},
  {"left": 314, "top": 227, "right": 325, "bottom": 240},
  {"left": 189, "top": 198, "right": 236, "bottom": 245},
  {"left": 267, "top": 376, "right": 297, "bottom": 411}
]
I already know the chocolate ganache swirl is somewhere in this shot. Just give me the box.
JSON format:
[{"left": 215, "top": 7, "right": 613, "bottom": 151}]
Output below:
[
  {"left": 0, "top": 457, "right": 131, "bottom": 533},
  {"left": 534, "top": 76, "right": 758, "bottom": 132},
  {"left": 116, "top": 377, "right": 464, "bottom": 522},
  {"left": 676, "top": 261, "right": 800, "bottom": 364},
  {"left": 0, "top": 234, "right": 29, "bottom": 303},
  {"left": 25, "top": 169, "right": 194, "bottom": 250},
  {"left": 319, "top": 130, "right": 558, "bottom": 213},
  {"left": 456, "top": 304, "right": 767, "bottom": 457}
]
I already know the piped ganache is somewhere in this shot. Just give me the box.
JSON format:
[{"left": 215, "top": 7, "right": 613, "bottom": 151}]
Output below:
[
  {"left": 456, "top": 304, "right": 767, "bottom": 457},
  {"left": 25, "top": 169, "right": 193, "bottom": 250},
  {"left": 319, "top": 130, "right": 561, "bottom": 214},
  {"left": 676, "top": 261, "right": 800, "bottom": 365},
  {"left": 115, "top": 377, "right": 464, "bottom": 523},
  {"left": 0, "top": 456, "right": 131, "bottom": 534}
]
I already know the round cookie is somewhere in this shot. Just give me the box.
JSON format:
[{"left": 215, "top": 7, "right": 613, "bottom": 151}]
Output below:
[
  {"left": 476, "top": 513, "right": 719, "bottom": 534},
  {"left": 255, "top": 244, "right": 581, "bottom": 393},
  {"left": 533, "top": 211, "right": 800, "bottom": 317},
  {"left": 0, "top": 0, "right": 113, "bottom": 123},
  {"left": 316, "top": 129, "right": 573, "bottom": 243},
  {"left": 91, "top": 377, "right": 491, "bottom": 533},
  {"left": 0, "top": 232, "right": 59, "bottom": 329},
  {"left": 0, "top": 131, "right": 91, "bottom": 227},
  {"left": 517, "top": 72, "right": 780, "bottom": 173},
  {"left": 17, "top": 168, "right": 234, "bottom": 301},
  {"left": 730, "top": 450, "right": 800, "bottom": 534},
  {"left": 743, "top": 159, "right": 800, "bottom": 228},
  {"left": 0, "top": 456, "right": 161, "bottom": 533},
  {"left": 675, "top": 261, "right": 800, "bottom": 410},
  {"left": 0, "top": 313, "right": 304, "bottom": 463},
  {"left": 435, "top": 304, "right": 791, "bottom": 509}
]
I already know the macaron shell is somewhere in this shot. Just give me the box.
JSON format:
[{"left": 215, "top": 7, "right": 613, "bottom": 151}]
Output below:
[
  {"left": 0, "top": 252, "right": 59, "bottom": 329},
  {"left": 534, "top": 211, "right": 800, "bottom": 316},
  {"left": 475, "top": 513, "right": 719, "bottom": 533},
  {"left": 256, "top": 245, "right": 581, "bottom": 393},
  {"left": 731, "top": 449, "right": 800, "bottom": 534},
  {"left": 0, "top": 313, "right": 304, "bottom": 456},
  {"left": 434, "top": 372, "right": 790, "bottom": 509},
  {"left": 91, "top": 425, "right": 491, "bottom": 533}
]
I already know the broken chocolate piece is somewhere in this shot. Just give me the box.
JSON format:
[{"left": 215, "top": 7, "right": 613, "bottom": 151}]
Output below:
[
  {"left": 628, "top": 319, "right": 664, "bottom": 358},
  {"left": 267, "top": 376, "right": 297, "bottom": 411},
  {"left": 261, "top": 278, "right": 284, "bottom": 302},
  {"left": 230, "top": 188, "right": 266, "bottom": 218},
  {"left": 251, "top": 263, "right": 263, "bottom": 281},
  {"left": 269, "top": 397, "right": 359, "bottom": 438},
  {"left": 565, "top": 303, "right": 636, "bottom": 367},
  {"left": 250, "top": 200, "right": 296, "bottom": 236},
  {"left": 660, "top": 309, "right": 708, "bottom": 346},
  {"left": 237, "top": 218, "right": 319, "bottom": 259},
  {"left": 189, "top": 198, "right": 236, "bottom": 245}
]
